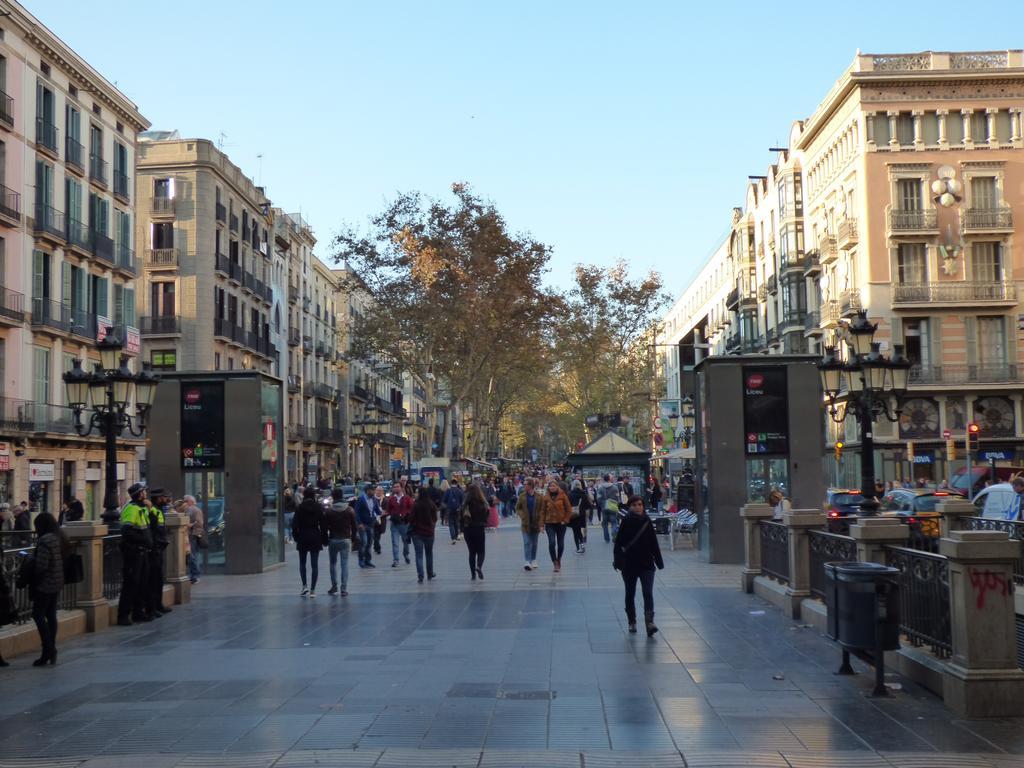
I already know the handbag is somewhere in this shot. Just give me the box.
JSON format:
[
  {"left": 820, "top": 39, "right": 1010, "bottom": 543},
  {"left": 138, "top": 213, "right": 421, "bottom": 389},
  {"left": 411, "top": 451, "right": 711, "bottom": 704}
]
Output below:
[
  {"left": 194, "top": 532, "right": 209, "bottom": 549},
  {"left": 64, "top": 552, "right": 85, "bottom": 584},
  {"left": 15, "top": 553, "right": 35, "bottom": 590}
]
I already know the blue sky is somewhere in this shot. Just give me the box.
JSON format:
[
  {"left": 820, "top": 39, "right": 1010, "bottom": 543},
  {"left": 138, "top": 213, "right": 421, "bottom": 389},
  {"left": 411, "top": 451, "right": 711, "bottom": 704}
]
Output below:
[{"left": 31, "top": 1, "right": 1024, "bottom": 294}]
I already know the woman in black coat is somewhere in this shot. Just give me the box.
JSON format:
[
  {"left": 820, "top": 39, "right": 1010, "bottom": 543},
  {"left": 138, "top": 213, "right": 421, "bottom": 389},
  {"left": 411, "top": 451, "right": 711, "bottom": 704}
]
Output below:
[
  {"left": 30, "top": 512, "right": 67, "bottom": 665},
  {"left": 291, "top": 488, "right": 326, "bottom": 597},
  {"left": 613, "top": 495, "right": 664, "bottom": 637}
]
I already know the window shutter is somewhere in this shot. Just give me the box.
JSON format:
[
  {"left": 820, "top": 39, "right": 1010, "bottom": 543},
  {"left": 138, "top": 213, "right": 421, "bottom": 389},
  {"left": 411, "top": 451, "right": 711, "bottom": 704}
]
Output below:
[
  {"left": 965, "top": 316, "right": 977, "bottom": 368},
  {"left": 61, "top": 261, "right": 71, "bottom": 308},
  {"left": 929, "top": 316, "right": 942, "bottom": 368},
  {"left": 114, "top": 284, "right": 123, "bottom": 325},
  {"left": 124, "top": 288, "right": 135, "bottom": 325},
  {"left": 891, "top": 317, "right": 904, "bottom": 348},
  {"left": 32, "top": 250, "right": 45, "bottom": 300}
]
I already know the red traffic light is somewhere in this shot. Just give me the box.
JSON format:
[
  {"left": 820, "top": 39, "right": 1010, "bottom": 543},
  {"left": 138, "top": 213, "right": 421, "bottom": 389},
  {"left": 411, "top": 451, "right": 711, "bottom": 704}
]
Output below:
[{"left": 968, "top": 423, "right": 980, "bottom": 434}]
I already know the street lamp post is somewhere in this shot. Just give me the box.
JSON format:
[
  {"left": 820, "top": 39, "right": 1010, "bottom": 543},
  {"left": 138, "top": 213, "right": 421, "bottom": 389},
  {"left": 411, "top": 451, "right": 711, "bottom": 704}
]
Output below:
[
  {"left": 62, "top": 335, "right": 159, "bottom": 524},
  {"left": 817, "top": 311, "right": 911, "bottom": 514}
]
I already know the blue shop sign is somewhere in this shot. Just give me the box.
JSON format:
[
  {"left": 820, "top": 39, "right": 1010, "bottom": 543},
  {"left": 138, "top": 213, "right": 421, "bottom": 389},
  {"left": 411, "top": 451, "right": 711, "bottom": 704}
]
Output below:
[
  {"left": 980, "top": 449, "right": 1015, "bottom": 462},
  {"left": 912, "top": 450, "right": 934, "bottom": 465}
]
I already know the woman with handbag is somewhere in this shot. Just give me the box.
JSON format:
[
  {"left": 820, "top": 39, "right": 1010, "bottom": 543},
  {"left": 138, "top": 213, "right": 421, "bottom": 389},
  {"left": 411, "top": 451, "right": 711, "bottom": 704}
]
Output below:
[
  {"left": 613, "top": 495, "right": 664, "bottom": 637},
  {"left": 540, "top": 479, "right": 573, "bottom": 573},
  {"left": 28, "top": 512, "right": 67, "bottom": 666},
  {"left": 291, "top": 488, "right": 326, "bottom": 597},
  {"left": 461, "top": 483, "right": 489, "bottom": 581}
]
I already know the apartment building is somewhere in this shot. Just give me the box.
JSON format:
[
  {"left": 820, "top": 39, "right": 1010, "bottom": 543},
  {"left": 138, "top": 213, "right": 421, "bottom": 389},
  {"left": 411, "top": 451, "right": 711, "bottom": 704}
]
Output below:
[
  {"left": 0, "top": 4, "right": 149, "bottom": 516},
  {"left": 335, "top": 266, "right": 406, "bottom": 480},
  {"left": 663, "top": 50, "right": 1024, "bottom": 486}
]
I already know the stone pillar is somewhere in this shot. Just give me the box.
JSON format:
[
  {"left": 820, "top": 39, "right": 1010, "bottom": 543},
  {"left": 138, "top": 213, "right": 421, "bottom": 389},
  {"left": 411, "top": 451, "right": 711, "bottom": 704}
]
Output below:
[
  {"left": 849, "top": 517, "right": 908, "bottom": 564},
  {"left": 63, "top": 520, "right": 110, "bottom": 632},
  {"left": 939, "top": 530, "right": 1024, "bottom": 717},
  {"left": 163, "top": 512, "right": 191, "bottom": 605},
  {"left": 937, "top": 498, "right": 976, "bottom": 538},
  {"left": 865, "top": 113, "right": 876, "bottom": 149},
  {"left": 1010, "top": 109, "right": 1021, "bottom": 145},
  {"left": 937, "top": 109, "right": 949, "bottom": 148},
  {"left": 783, "top": 510, "right": 826, "bottom": 618},
  {"left": 987, "top": 108, "right": 998, "bottom": 147},
  {"left": 887, "top": 111, "right": 899, "bottom": 149},
  {"left": 740, "top": 503, "right": 773, "bottom": 593},
  {"left": 912, "top": 110, "right": 924, "bottom": 149},
  {"left": 963, "top": 109, "right": 974, "bottom": 147}
]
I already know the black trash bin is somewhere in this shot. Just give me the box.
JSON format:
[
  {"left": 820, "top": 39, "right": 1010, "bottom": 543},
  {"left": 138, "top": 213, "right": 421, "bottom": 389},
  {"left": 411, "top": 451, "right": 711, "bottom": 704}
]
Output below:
[{"left": 823, "top": 561, "right": 901, "bottom": 695}]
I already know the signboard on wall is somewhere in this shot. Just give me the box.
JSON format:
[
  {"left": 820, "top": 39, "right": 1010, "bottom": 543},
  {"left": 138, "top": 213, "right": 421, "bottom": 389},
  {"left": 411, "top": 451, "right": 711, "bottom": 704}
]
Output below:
[
  {"left": 29, "top": 462, "right": 55, "bottom": 481},
  {"left": 742, "top": 368, "right": 789, "bottom": 455},
  {"left": 180, "top": 383, "right": 225, "bottom": 469}
]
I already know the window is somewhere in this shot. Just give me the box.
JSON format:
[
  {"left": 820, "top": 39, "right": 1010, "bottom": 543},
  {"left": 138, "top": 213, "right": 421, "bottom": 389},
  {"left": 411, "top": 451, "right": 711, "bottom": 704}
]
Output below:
[
  {"left": 113, "top": 143, "right": 129, "bottom": 197},
  {"left": 32, "top": 249, "right": 50, "bottom": 300},
  {"left": 150, "top": 351, "right": 176, "bottom": 371},
  {"left": 897, "top": 179, "right": 922, "bottom": 210},
  {"left": 977, "top": 317, "right": 1007, "bottom": 367},
  {"left": 33, "top": 347, "right": 50, "bottom": 406},
  {"left": 151, "top": 221, "right": 173, "bottom": 249},
  {"left": 35, "top": 159, "right": 53, "bottom": 205},
  {"left": 214, "top": 287, "right": 225, "bottom": 319},
  {"left": 896, "top": 243, "right": 927, "bottom": 283},
  {"left": 89, "top": 123, "right": 102, "bottom": 160},
  {"left": 972, "top": 242, "right": 1002, "bottom": 282},
  {"left": 113, "top": 284, "right": 135, "bottom": 326},
  {"left": 150, "top": 282, "right": 175, "bottom": 316},
  {"left": 153, "top": 178, "right": 173, "bottom": 199},
  {"left": 971, "top": 111, "right": 989, "bottom": 143},
  {"left": 903, "top": 319, "right": 931, "bottom": 367},
  {"left": 896, "top": 113, "right": 914, "bottom": 145},
  {"left": 971, "top": 177, "right": 996, "bottom": 209},
  {"left": 115, "top": 210, "right": 131, "bottom": 255},
  {"left": 214, "top": 352, "right": 221, "bottom": 371},
  {"left": 89, "top": 274, "right": 108, "bottom": 318},
  {"left": 65, "top": 104, "right": 81, "bottom": 163},
  {"left": 88, "top": 193, "right": 108, "bottom": 235},
  {"left": 65, "top": 177, "right": 82, "bottom": 223},
  {"left": 62, "top": 353, "right": 76, "bottom": 405}
]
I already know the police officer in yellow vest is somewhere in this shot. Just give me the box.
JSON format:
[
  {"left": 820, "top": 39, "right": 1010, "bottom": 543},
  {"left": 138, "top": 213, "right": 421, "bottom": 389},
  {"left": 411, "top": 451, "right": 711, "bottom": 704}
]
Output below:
[
  {"left": 146, "top": 487, "right": 172, "bottom": 616},
  {"left": 117, "top": 483, "right": 154, "bottom": 626}
]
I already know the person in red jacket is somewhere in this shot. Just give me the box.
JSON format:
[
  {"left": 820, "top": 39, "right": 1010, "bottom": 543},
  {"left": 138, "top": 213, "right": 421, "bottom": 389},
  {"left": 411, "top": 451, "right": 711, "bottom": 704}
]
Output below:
[{"left": 385, "top": 480, "right": 414, "bottom": 567}]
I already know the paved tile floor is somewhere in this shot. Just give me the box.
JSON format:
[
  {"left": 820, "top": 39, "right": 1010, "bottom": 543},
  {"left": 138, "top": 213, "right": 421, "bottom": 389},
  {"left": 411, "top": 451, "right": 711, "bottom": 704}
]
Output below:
[{"left": 1, "top": 517, "right": 1024, "bottom": 768}]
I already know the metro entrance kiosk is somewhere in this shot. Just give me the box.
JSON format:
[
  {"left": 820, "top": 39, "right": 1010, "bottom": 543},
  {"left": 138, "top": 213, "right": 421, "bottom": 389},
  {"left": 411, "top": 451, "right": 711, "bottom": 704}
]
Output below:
[{"left": 564, "top": 431, "right": 651, "bottom": 493}]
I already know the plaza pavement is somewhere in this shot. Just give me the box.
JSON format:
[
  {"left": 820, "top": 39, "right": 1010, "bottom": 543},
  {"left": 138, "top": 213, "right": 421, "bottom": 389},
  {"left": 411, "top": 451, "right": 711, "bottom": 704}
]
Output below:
[{"left": 0, "top": 516, "right": 1023, "bottom": 768}]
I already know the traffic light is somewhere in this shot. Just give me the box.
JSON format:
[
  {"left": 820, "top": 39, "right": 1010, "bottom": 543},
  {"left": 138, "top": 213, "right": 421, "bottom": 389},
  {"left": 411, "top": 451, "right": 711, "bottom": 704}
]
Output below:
[
  {"left": 968, "top": 422, "right": 981, "bottom": 452},
  {"left": 835, "top": 441, "right": 843, "bottom": 462},
  {"left": 946, "top": 438, "right": 956, "bottom": 462},
  {"left": 907, "top": 440, "right": 915, "bottom": 462}
]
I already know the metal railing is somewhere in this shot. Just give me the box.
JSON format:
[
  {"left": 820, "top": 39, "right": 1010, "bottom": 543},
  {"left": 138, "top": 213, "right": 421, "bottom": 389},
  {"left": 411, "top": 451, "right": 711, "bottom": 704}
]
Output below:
[
  {"left": 288, "top": 284, "right": 299, "bottom": 302},
  {"left": 1, "top": 539, "right": 79, "bottom": 624},
  {"left": 65, "top": 136, "right": 84, "bottom": 171},
  {"left": 146, "top": 247, "right": 177, "bottom": 267},
  {"left": 909, "top": 363, "right": 1021, "bottom": 385},
  {"left": 838, "top": 217, "right": 858, "bottom": 245},
  {"left": 31, "top": 296, "right": 71, "bottom": 333},
  {"left": 215, "top": 202, "right": 226, "bottom": 223},
  {"left": 229, "top": 213, "right": 239, "bottom": 232},
  {"left": 885, "top": 545, "right": 952, "bottom": 659},
  {"left": 0, "top": 90, "right": 12, "bottom": 127},
  {"left": 808, "top": 530, "right": 857, "bottom": 600},
  {"left": 65, "top": 217, "right": 92, "bottom": 252},
  {"left": 140, "top": 315, "right": 181, "bottom": 335},
  {"left": 35, "top": 117, "right": 58, "bottom": 153},
  {"left": 33, "top": 203, "right": 65, "bottom": 241},
  {"left": 759, "top": 520, "right": 790, "bottom": 585},
  {"left": 152, "top": 196, "right": 174, "bottom": 214},
  {"left": 894, "top": 281, "right": 1015, "bottom": 303},
  {"left": 102, "top": 534, "right": 122, "bottom": 600},
  {"left": 0, "top": 285, "right": 25, "bottom": 322},
  {"left": 215, "top": 253, "right": 231, "bottom": 276},
  {"left": 113, "top": 170, "right": 130, "bottom": 200},
  {"left": 963, "top": 207, "right": 1012, "bottom": 230},
  {"left": 288, "top": 328, "right": 300, "bottom": 346},
  {"left": 89, "top": 153, "right": 108, "bottom": 186},
  {"left": 888, "top": 208, "right": 938, "bottom": 231},
  {"left": 92, "top": 232, "right": 115, "bottom": 265},
  {"left": 839, "top": 289, "right": 861, "bottom": 315},
  {"left": 960, "top": 516, "right": 1024, "bottom": 585},
  {"left": 287, "top": 375, "right": 301, "bottom": 393},
  {"left": 0, "top": 183, "right": 19, "bottom": 221}
]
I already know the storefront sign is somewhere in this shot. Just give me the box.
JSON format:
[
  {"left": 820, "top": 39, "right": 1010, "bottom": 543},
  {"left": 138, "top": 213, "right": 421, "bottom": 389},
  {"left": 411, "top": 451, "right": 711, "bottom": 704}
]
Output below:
[
  {"left": 912, "top": 451, "right": 935, "bottom": 465},
  {"left": 96, "top": 316, "right": 112, "bottom": 342},
  {"left": 126, "top": 327, "right": 141, "bottom": 355},
  {"left": 181, "top": 383, "right": 225, "bottom": 469},
  {"left": 29, "top": 462, "right": 55, "bottom": 481},
  {"left": 981, "top": 449, "right": 1015, "bottom": 462},
  {"left": 743, "top": 368, "right": 789, "bottom": 455}
]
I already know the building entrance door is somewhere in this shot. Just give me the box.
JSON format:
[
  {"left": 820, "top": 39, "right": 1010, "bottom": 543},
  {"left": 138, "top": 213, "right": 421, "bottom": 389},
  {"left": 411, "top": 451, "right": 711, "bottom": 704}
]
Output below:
[{"left": 185, "top": 471, "right": 226, "bottom": 569}]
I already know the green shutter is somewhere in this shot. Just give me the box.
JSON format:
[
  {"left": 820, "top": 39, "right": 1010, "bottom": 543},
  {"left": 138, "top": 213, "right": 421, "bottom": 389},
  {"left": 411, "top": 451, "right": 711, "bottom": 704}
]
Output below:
[
  {"left": 114, "top": 284, "right": 123, "bottom": 325},
  {"left": 965, "top": 316, "right": 977, "bottom": 368},
  {"left": 97, "top": 277, "right": 108, "bottom": 318},
  {"left": 32, "top": 250, "right": 45, "bottom": 301},
  {"left": 124, "top": 288, "right": 135, "bottom": 325},
  {"left": 61, "top": 262, "right": 71, "bottom": 309}
]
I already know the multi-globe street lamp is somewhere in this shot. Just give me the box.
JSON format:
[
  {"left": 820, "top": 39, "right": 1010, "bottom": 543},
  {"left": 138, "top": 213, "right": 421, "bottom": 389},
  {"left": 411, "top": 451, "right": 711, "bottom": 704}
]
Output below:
[
  {"left": 817, "top": 311, "right": 911, "bottom": 514},
  {"left": 62, "top": 334, "right": 160, "bottom": 524},
  {"left": 352, "top": 405, "right": 389, "bottom": 479}
]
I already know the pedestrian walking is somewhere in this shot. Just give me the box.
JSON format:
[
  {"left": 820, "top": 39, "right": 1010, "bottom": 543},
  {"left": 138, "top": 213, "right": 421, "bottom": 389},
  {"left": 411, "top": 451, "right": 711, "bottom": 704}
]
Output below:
[
  {"left": 769, "top": 488, "right": 791, "bottom": 521},
  {"left": 144, "top": 488, "right": 173, "bottom": 617},
  {"left": 598, "top": 475, "right": 621, "bottom": 543},
  {"left": 410, "top": 487, "right": 438, "bottom": 583},
  {"left": 373, "top": 485, "right": 387, "bottom": 555},
  {"left": 13, "top": 501, "right": 30, "bottom": 547},
  {"left": 569, "top": 479, "right": 590, "bottom": 554},
  {"left": 325, "top": 488, "right": 357, "bottom": 596},
  {"left": 541, "top": 479, "right": 573, "bottom": 572},
  {"left": 385, "top": 480, "right": 413, "bottom": 567},
  {"left": 435, "top": 479, "right": 448, "bottom": 526},
  {"left": 648, "top": 477, "right": 662, "bottom": 513},
  {"left": 486, "top": 494, "right": 500, "bottom": 530},
  {"left": 516, "top": 478, "right": 542, "bottom": 570},
  {"left": 613, "top": 495, "right": 664, "bottom": 637},
  {"left": 283, "top": 488, "right": 296, "bottom": 543},
  {"left": 443, "top": 478, "right": 465, "bottom": 544},
  {"left": 28, "top": 511, "right": 67, "bottom": 665},
  {"left": 117, "top": 484, "right": 153, "bottom": 626},
  {"left": 183, "top": 495, "right": 205, "bottom": 584},
  {"left": 462, "top": 483, "right": 489, "bottom": 580},
  {"left": 354, "top": 483, "right": 376, "bottom": 568},
  {"left": 292, "top": 487, "right": 326, "bottom": 597}
]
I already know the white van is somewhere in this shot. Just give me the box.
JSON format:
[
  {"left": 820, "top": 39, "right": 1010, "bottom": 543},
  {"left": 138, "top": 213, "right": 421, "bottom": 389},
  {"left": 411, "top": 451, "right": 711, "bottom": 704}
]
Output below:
[{"left": 972, "top": 483, "right": 1018, "bottom": 519}]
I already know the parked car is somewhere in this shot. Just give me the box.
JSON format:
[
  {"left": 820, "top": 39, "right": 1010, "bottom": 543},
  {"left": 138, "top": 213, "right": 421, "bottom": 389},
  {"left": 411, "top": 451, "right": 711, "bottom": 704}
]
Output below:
[
  {"left": 879, "top": 489, "right": 947, "bottom": 537},
  {"left": 972, "top": 483, "right": 1018, "bottom": 520},
  {"left": 950, "top": 465, "right": 1024, "bottom": 498},
  {"left": 824, "top": 489, "right": 865, "bottom": 533}
]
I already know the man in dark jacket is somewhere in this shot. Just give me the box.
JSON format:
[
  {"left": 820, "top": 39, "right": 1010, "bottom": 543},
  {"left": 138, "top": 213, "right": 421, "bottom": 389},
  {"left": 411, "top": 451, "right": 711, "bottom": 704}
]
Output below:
[
  {"left": 292, "top": 487, "right": 326, "bottom": 596},
  {"left": 443, "top": 479, "right": 465, "bottom": 544},
  {"left": 613, "top": 495, "right": 664, "bottom": 637},
  {"left": 354, "top": 484, "right": 376, "bottom": 568},
  {"left": 146, "top": 487, "right": 173, "bottom": 616},
  {"left": 324, "top": 489, "right": 357, "bottom": 596}
]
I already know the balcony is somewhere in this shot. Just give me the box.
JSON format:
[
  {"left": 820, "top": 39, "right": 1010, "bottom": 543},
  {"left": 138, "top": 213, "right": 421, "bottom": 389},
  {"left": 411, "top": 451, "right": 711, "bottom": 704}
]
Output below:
[
  {"left": 65, "top": 137, "right": 84, "bottom": 174},
  {"left": 214, "top": 317, "right": 238, "bottom": 343},
  {"left": 315, "top": 341, "right": 328, "bottom": 358},
  {"left": 778, "top": 311, "right": 806, "bottom": 332},
  {"left": 33, "top": 204, "right": 65, "bottom": 244},
  {"left": 822, "top": 300, "right": 841, "bottom": 326},
  {"left": 229, "top": 213, "right": 239, "bottom": 232},
  {"left": 839, "top": 290, "right": 862, "bottom": 316},
  {"left": 151, "top": 196, "right": 175, "bottom": 216},
  {"left": 287, "top": 375, "right": 301, "bottom": 393},
  {"left": 837, "top": 217, "right": 858, "bottom": 249},
  {"left": 115, "top": 245, "right": 136, "bottom": 275},
  {"left": 819, "top": 235, "right": 838, "bottom": 265},
  {"left": 803, "top": 249, "right": 821, "bottom": 277},
  {"left": 0, "top": 286, "right": 24, "bottom": 325},
  {"left": 726, "top": 287, "right": 739, "bottom": 311},
  {"left": 35, "top": 117, "right": 58, "bottom": 156},
  {"left": 0, "top": 184, "right": 19, "bottom": 226},
  {"left": 214, "top": 253, "right": 230, "bottom": 277},
  {"left": 288, "top": 327, "right": 300, "bottom": 347},
  {"left": 376, "top": 396, "right": 394, "bottom": 413},
  {"left": 312, "top": 383, "right": 334, "bottom": 400},
  {"left": 767, "top": 274, "right": 777, "bottom": 294},
  {"left": 140, "top": 315, "right": 180, "bottom": 335},
  {"left": 350, "top": 384, "right": 369, "bottom": 401},
  {"left": 766, "top": 327, "right": 780, "bottom": 344},
  {"left": 216, "top": 202, "right": 226, "bottom": 223},
  {"left": 26, "top": 402, "right": 74, "bottom": 434},
  {"left": 288, "top": 284, "right": 299, "bottom": 303},
  {"left": 113, "top": 170, "right": 130, "bottom": 202},
  {"left": 302, "top": 337, "right": 313, "bottom": 354},
  {"left": 0, "top": 398, "right": 35, "bottom": 432},
  {"left": 962, "top": 207, "right": 1013, "bottom": 232},
  {"left": 909, "top": 363, "right": 1022, "bottom": 386},
  {"left": 91, "top": 232, "right": 115, "bottom": 266},
  {"left": 316, "top": 426, "right": 343, "bottom": 444},
  {"left": 89, "top": 154, "right": 107, "bottom": 188},
  {"left": 65, "top": 217, "right": 92, "bottom": 255},
  {"left": 803, "top": 310, "right": 822, "bottom": 337},
  {"left": 725, "top": 333, "right": 741, "bottom": 354},
  {"left": 887, "top": 208, "right": 938, "bottom": 233},
  {"left": 0, "top": 90, "right": 12, "bottom": 129},
  {"left": 241, "top": 270, "right": 256, "bottom": 294},
  {"left": 893, "top": 281, "right": 1016, "bottom": 305},
  {"left": 31, "top": 297, "right": 71, "bottom": 334},
  {"left": 68, "top": 307, "right": 97, "bottom": 340},
  {"left": 146, "top": 247, "right": 178, "bottom": 268}
]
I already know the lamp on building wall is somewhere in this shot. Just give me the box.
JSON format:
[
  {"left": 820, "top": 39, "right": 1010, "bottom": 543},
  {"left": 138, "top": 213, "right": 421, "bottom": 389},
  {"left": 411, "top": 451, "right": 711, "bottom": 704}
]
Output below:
[
  {"left": 679, "top": 395, "right": 696, "bottom": 448},
  {"left": 63, "top": 334, "right": 160, "bottom": 524},
  {"left": 817, "top": 311, "right": 911, "bottom": 514}
]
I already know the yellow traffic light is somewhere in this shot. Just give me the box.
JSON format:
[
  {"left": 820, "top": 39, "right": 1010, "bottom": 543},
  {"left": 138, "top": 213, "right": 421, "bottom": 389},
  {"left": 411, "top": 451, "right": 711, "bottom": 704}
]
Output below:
[{"left": 835, "top": 441, "right": 843, "bottom": 461}]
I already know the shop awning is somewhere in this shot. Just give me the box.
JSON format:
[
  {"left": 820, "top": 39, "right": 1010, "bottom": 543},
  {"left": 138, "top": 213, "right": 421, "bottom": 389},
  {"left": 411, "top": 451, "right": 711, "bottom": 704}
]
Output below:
[
  {"left": 655, "top": 446, "right": 695, "bottom": 461},
  {"left": 465, "top": 457, "right": 498, "bottom": 472}
]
